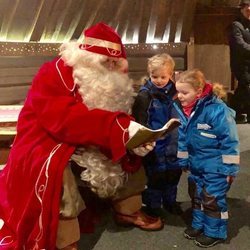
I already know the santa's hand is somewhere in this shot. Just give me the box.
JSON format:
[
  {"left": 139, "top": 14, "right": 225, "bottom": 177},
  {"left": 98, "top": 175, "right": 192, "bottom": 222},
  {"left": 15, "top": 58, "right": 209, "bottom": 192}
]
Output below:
[{"left": 132, "top": 142, "right": 155, "bottom": 157}]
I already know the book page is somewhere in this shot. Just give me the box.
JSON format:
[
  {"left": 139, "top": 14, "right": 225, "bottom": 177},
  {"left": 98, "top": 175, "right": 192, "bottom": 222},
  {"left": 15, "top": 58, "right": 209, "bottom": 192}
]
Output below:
[{"left": 126, "top": 118, "right": 180, "bottom": 150}]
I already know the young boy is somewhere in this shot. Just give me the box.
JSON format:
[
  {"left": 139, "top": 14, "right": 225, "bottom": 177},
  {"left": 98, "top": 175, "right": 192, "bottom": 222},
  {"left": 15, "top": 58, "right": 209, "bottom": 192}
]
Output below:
[{"left": 132, "top": 53, "right": 182, "bottom": 218}]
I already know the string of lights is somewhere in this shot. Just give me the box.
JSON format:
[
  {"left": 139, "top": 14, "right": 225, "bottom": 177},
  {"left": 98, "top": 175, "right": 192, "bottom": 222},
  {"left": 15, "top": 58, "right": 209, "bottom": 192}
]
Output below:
[{"left": 0, "top": 42, "right": 186, "bottom": 56}]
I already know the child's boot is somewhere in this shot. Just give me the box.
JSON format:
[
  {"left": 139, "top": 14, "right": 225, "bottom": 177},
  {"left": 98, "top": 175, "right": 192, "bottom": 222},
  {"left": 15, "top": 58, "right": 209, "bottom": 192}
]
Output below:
[
  {"left": 164, "top": 202, "right": 183, "bottom": 215},
  {"left": 183, "top": 226, "right": 203, "bottom": 240},
  {"left": 194, "top": 235, "right": 224, "bottom": 248}
]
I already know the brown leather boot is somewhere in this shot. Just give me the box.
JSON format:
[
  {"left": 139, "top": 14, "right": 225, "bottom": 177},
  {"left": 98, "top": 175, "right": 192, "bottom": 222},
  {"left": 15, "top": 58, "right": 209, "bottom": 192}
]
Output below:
[
  {"left": 114, "top": 209, "right": 163, "bottom": 231},
  {"left": 58, "top": 242, "right": 78, "bottom": 250}
]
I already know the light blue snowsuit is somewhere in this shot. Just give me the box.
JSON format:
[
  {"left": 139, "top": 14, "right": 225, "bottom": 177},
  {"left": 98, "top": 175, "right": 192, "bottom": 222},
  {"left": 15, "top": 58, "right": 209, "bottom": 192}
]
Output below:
[{"left": 174, "top": 92, "right": 240, "bottom": 239}]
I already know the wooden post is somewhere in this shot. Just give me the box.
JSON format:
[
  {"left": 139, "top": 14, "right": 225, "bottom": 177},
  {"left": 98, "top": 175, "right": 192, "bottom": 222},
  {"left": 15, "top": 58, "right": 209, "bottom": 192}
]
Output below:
[{"left": 187, "top": 37, "right": 195, "bottom": 70}]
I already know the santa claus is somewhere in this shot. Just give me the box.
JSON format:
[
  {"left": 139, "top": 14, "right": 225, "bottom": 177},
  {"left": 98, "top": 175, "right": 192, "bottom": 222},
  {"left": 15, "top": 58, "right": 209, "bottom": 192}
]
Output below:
[{"left": 0, "top": 22, "right": 162, "bottom": 250}]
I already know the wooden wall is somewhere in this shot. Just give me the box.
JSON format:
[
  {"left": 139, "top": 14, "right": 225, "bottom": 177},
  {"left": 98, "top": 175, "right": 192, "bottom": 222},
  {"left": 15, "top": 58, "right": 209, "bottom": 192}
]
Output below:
[
  {"left": 189, "top": 4, "right": 239, "bottom": 91},
  {"left": 194, "top": 5, "right": 239, "bottom": 44},
  {"left": 187, "top": 43, "right": 231, "bottom": 90},
  {"left": 0, "top": 56, "right": 54, "bottom": 105},
  {"left": 126, "top": 43, "right": 187, "bottom": 82},
  {"left": 0, "top": 42, "right": 187, "bottom": 105}
]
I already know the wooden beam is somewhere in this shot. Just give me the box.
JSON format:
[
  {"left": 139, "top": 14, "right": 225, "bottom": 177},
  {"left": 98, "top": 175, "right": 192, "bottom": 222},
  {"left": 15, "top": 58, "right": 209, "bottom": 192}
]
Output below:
[
  {"left": 125, "top": 0, "right": 143, "bottom": 43},
  {"left": 115, "top": 1, "right": 135, "bottom": 39},
  {"left": 29, "top": 0, "right": 57, "bottom": 41},
  {"left": 154, "top": 0, "right": 170, "bottom": 41},
  {"left": 138, "top": 0, "right": 153, "bottom": 43},
  {"left": 181, "top": 0, "right": 198, "bottom": 42},
  {"left": 0, "top": 1, "right": 11, "bottom": 38},
  {"left": 0, "top": 86, "right": 29, "bottom": 105},
  {"left": 0, "top": 76, "right": 32, "bottom": 87},
  {"left": 81, "top": 0, "right": 106, "bottom": 35},
  {"left": 51, "top": 0, "right": 74, "bottom": 42},
  {"left": 168, "top": 0, "right": 178, "bottom": 42},
  {"left": 108, "top": 0, "right": 126, "bottom": 29},
  {"left": 0, "top": 0, "right": 20, "bottom": 41},
  {"left": 62, "top": 0, "right": 87, "bottom": 41},
  {"left": 89, "top": 0, "right": 122, "bottom": 28},
  {"left": 70, "top": 0, "right": 93, "bottom": 40},
  {"left": 0, "top": 55, "right": 54, "bottom": 67},
  {"left": 0, "top": 67, "right": 38, "bottom": 77},
  {"left": 24, "top": 0, "right": 46, "bottom": 42},
  {"left": 40, "top": 0, "right": 70, "bottom": 41}
]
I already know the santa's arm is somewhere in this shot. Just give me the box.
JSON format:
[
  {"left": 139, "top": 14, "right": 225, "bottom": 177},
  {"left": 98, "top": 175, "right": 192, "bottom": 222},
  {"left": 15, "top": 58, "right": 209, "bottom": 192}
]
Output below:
[
  {"left": 27, "top": 63, "right": 132, "bottom": 162},
  {"left": 32, "top": 96, "right": 132, "bottom": 161}
]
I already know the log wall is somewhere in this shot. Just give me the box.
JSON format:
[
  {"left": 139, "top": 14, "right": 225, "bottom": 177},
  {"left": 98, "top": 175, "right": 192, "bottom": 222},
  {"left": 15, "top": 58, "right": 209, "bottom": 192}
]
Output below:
[{"left": 0, "top": 42, "right": 187, "bottom": 105}]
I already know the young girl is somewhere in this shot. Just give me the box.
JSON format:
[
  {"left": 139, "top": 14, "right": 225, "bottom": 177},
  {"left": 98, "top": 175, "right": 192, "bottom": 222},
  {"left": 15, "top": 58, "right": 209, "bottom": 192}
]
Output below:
[{"left": 174, "top": 69, "right": 240, "bottom": 248}]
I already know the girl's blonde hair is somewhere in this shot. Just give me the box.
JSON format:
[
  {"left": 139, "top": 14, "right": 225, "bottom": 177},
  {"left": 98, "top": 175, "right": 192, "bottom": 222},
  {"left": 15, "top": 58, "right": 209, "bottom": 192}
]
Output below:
[
  {"left": 177, "top": 69, "right": 227, "bottom": 99},
  {"left": 147, "top": 53, "right": 175, "bottom": 75}
]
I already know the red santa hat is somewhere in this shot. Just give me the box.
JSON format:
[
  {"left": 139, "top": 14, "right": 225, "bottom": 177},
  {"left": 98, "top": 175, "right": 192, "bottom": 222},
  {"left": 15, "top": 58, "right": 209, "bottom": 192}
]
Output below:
[{"left": 79, "top": 22, "right": 126, "bottom": 59}]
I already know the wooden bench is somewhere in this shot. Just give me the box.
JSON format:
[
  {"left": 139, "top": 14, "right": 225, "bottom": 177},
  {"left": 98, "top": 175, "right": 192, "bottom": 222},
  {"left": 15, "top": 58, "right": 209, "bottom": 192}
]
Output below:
[{"left": 0, "top": 105, "right": 21, "bottom": 165}]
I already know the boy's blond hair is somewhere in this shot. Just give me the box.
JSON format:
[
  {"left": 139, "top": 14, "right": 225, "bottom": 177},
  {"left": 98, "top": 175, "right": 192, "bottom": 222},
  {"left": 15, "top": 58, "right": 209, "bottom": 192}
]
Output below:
[
  {"left": 177, "top": 69, "right": 227, "bottom": 99},
  {"left": 147, "top": 53, "right": 175, "bottom": 75}
]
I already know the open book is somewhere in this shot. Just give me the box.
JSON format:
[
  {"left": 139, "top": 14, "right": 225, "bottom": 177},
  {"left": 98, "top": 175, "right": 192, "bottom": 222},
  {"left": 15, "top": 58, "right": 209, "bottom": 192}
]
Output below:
[{"left": 126, "top": 118, "right": 181, "bottom": 150}]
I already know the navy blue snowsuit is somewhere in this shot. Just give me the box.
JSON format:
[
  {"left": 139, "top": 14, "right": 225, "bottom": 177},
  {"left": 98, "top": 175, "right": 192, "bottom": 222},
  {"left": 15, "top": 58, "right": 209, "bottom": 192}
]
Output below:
[{"left": 132, "top": 79, "right": 182, "bottom": 209}]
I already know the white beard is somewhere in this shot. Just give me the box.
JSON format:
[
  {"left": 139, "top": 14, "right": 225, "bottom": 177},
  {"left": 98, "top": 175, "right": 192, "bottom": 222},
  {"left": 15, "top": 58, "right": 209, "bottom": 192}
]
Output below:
[
  {"left": 73, "top": 61, "right": 135, "bottom": 112},
  {"left": 60, "top": 41, "right": 135, "bottom": 111},
  {"left": 71, "top": 58, "right": 135, "bottom": 198}
]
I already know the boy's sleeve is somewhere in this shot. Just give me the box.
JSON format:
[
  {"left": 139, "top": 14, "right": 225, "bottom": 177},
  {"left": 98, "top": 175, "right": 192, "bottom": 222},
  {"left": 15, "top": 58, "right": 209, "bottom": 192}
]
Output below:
[
  {"left": 132, "top": 91, "right": 151, "bottom": 127},
  {"left": 163, "top": 105, "right": 179, "bottom": 166}
]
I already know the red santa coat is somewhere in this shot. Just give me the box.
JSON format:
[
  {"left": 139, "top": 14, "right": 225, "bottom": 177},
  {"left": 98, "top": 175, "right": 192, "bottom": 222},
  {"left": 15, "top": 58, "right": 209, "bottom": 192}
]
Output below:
[{"left": 0, "top": 57, "right": 134, "bottom": 249}]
